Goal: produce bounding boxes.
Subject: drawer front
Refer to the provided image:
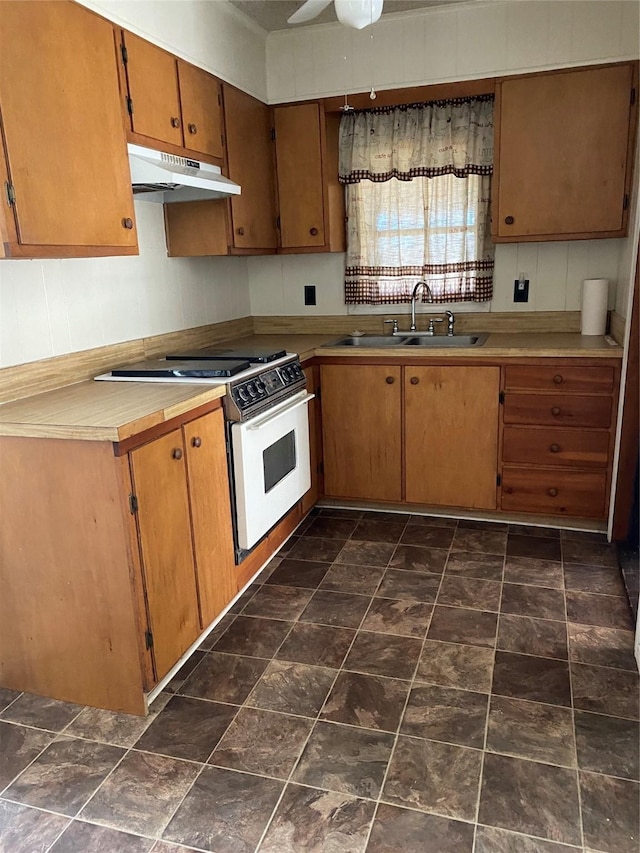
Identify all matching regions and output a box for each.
[502,427,610,468]
[501,467,607,518]
[505,365,614,393]
[503,394,612,428]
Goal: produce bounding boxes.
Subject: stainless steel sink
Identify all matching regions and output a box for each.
[325,333,488,348]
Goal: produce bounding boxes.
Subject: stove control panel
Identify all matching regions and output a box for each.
[227,358,306,421]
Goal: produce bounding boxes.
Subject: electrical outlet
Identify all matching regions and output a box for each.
[513,277,529,303]
[304,285,316,306]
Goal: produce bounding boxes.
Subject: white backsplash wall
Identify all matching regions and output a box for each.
[267,0,640,103]
[247,239,624,321]
[0,202,251,369]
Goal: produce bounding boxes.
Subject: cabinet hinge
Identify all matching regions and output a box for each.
[144,630,154,650]
[126,96,134,116]
[221,133,225,149]
[276,215,281,230]
[496,473,502,487]
[4,182,15,207]
[120,43,128,64]
[499,391,505,404]
[623,193,629,211]
[129,493,138,514]
[270,127,276,142]
[631,87,636,106]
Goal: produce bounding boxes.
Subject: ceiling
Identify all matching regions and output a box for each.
[228,0,468,32]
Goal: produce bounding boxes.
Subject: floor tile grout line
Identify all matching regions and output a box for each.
[471,550,505,853]
[565,553,587,852]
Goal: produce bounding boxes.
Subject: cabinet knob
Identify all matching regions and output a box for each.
[548,487,558,497]
[236,227,245,236]
[504,215,514,225]
[309,227,319,236]
[553,374,564,384]
[549,443,561,453]
[170,116,181,128]
[191,436,202,448]
[410,376,419,385]
[385,376,395,384]
[551,406,561,416]
[122,217,134,229]
[172,448,183,460]
[188,122,197,134]
[506,487,513,494]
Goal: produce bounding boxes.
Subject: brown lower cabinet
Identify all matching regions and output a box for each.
[318,356,620,521]
[0,402,237,714]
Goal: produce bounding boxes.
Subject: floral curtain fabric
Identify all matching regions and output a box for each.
[339,96,495,304]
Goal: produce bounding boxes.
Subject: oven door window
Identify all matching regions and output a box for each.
[263,430,296,493]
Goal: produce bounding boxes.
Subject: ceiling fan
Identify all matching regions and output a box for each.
[288,0,384,29]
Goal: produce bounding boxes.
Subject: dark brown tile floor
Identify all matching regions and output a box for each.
[1,509,639,853]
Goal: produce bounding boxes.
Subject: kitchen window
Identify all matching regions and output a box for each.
[339,96,495,305]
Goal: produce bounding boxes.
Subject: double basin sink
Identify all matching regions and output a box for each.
[327,333,489,348]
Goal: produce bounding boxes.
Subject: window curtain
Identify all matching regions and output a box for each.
[338,96,495,304]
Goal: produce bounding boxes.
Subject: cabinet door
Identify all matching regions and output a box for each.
[321,365,402,501]
[405,366,500,509]
[178,61,224,160]
[0,1,136,253]
[495,64,635,239]
[183,410,237,628]
[274,103,326,249]
[130,430,200,681]
[123,32,183,148]
[224,85,277,250]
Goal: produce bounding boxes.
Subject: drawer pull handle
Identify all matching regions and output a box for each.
[506,487,513,494]
[191,437,202,448]
[551,406,561,416]
[548,487,558,497]
[504,215,514,225]
[553,374,563,385]
[122,217,134,229]
[550,443,561,453]
[410,376,419,385]
[188,122,198,134]
[385,376,395,385]
[172,448,183,460]
[170,116,181,128]
[309,227,319,236]
[236,227,245,236]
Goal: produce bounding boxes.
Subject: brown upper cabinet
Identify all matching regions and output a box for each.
[0,1,137,258]
[164,84,277,256]
[274,102,345,253]
[120,31,224,162]
[493,63,638,241]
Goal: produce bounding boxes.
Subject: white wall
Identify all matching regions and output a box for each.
[0,203,250,368]
[0,1,266,370]
[248,0,639,319]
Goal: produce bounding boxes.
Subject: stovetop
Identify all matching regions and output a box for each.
[166,346,287,364]
[110,358,251,379]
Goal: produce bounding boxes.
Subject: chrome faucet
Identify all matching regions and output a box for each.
[410,281,433,331]
[446,310,455,336]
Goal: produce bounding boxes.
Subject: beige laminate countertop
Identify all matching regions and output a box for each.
[0,381,226,441]
[0,332,622,441]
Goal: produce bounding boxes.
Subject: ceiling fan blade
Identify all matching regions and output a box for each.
[287,0,333,25]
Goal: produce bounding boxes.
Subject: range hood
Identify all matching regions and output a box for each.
[128,143,241,203]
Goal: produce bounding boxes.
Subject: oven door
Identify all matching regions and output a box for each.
[231,390,314,551]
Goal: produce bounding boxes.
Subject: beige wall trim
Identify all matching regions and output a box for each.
[0,317,254,405]
[252,312,582,336]
[609,310,626,345]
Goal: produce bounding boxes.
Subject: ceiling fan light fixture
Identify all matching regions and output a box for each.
[335,0,383,30]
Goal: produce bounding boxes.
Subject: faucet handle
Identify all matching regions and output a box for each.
[384,318,400,334]
[427,317,443,334]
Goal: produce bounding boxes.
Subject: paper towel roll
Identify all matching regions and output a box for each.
[581,279,609,336]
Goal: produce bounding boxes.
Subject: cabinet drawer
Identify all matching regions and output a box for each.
[503,394,612,428]
[504,365,614,394]
[502,427,610,468]
[501,467,607,518]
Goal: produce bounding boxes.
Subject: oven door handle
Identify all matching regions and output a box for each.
[246,392,315,431]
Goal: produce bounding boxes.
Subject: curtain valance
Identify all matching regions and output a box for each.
[339,95,494,184]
